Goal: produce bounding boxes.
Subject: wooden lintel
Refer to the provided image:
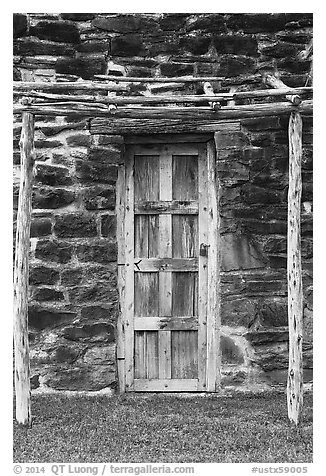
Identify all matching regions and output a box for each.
[287,111,304,425]
[94,74,225,83]
[14,112,34,426]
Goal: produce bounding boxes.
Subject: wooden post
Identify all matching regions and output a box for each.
[13,112,35,426]
[287,111,303,425]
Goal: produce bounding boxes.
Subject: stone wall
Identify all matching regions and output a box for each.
[13,13,313,392]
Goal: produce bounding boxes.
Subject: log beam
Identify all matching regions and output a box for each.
[14,99,313,120]
[13,111,35,427]
[287,111,304,426]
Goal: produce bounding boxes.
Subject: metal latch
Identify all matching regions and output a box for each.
[200,243,210,257]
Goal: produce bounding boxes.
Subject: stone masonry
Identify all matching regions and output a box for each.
[13,13,313,391]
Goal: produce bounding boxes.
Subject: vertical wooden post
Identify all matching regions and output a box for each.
[14,112,35,426]
[116,161,126,393]
[287,111,303,425]
[206,139,221,391]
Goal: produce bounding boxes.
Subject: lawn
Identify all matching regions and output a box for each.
[13,392,313,463]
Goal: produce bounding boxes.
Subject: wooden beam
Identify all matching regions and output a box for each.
[287,111,304,425]
[94,75,225,83]
[14,87,312,105]
[264,74,301,105]
[13,112,34,427]
[13,81,128,92]
[89,101,313,135]
[15,100,313,121]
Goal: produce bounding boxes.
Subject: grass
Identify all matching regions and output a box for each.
[13,392,313,463]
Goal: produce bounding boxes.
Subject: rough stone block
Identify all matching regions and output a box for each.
[89,146,122,163]
[31,287,65,302]
[81,305,118,321]
[35,164,72,187]
[69,284,117,304]
[29,21,80,43]
[92,15,141,33]
[160,62,194,77]
[83,345,115,365]
[76,40,111,53]
[61,13,96,21]
[217,56,257,77]
[186,14,227,33]
[50,344,80,363]
[28,305,76,330]
[221,335,244,364]
[221,233,266,271]
[66,133,91,147]
[83,186,116,211]
[13,37,75,57]
[221,297,256,328]
[30,218,52,237]
[227,13,286,33]
[111,34,144,57]
[13,13,28,38]
[241,184,283,205]
[255,299,288,328]
[61,268,84,286]
[62,323,115,343]
[179,36,211,55]
[56,56,107,80]
[29,265,60,286]
[54,213,98,238]
[35,239,73,264]
[242,219,287,235]
[33,187,76,209]
[101,215,117,238]
[76,160,118,185]
[213,35,258,56]
[43,366,116,391]
[159,14,188,31]
[76,241,118,264]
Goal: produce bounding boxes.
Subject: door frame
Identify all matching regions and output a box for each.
[116,132,221,393]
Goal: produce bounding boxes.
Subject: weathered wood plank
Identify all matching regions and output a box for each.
[13,80,128,92]
[130,379,199,392]
[172,272,197,316]
[134,215,149,258]
[134,155,159,201]
[134,273,159,317]
[134,316,199,331]
[206,139,221,392]
[158,331,172,378]
[13,112,34,426]
[287,111,304,426]
[148,215,159,258]
[171,331,198,379]
[134,331,145,379]
[173,154,198,200]
[158,147,173,376]
[117,162,126,393]
[146,332,159,379]
[124,147,135,390]
[135,200,198,214]
[134,258,198,272]
[172,215,198,258]
[197,143,209,391]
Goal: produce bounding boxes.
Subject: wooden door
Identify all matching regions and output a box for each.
[118,139,220,392]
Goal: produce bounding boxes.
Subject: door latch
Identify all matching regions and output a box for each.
[200,243,210,257]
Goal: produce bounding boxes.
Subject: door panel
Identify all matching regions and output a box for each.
[122,141,216,392]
